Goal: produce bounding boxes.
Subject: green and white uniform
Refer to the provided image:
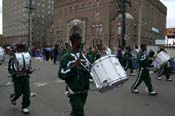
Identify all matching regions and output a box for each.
[58,51,91,116]
[131,51,154,92]
[87,48,95,63]
[8,56,31,109]
[157,50,171,80]
[123,50,133,74]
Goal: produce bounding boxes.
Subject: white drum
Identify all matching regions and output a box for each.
[0,47,5,63]
[14,52,31,72]
[155,51,170,65]
[91,55,128,92]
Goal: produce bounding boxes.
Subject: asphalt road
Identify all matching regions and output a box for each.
[0,58,175,116]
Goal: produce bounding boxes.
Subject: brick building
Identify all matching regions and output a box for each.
[52,0,167,49]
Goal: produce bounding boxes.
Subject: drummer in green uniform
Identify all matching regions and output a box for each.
[8,44,32,114]
[123,46,135,76]
[58,33,91,116]
[131,43,158,96]
[61,42,71,56]
[87,47,96,63]
[157,46,172,81]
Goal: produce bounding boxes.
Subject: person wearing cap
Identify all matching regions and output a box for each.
[58,33,91,116]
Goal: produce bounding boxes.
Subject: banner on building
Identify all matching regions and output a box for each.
[155,39,165,45]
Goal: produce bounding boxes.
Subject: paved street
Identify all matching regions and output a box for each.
[0,58,175,116]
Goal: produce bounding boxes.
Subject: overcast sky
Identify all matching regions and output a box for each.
[160,0,175,28]
[0,0,174,34]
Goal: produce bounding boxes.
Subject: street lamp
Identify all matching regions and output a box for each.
[114,0,131,49]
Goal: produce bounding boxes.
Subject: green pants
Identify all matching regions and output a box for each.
[69,93,88,116]
[12,76,30,108]
[158,63,171,80]
[131,68,153,92]
[124,59,133,74]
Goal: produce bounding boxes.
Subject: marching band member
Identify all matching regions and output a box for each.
[58,33,91,116]
[96,44,103,59]
[8,44,32,114]
[87,47,96,64]
[105,46,112,55]
[61,42,71,56]
[157,47,172,81]
[96,44,111,58]
[131,43,158,96]
[123,46,135,76]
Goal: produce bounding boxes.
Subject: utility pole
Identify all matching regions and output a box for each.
[138,0,143,48]
[25,0,35,50]
[121,1,126,49]
[114,0,131,49]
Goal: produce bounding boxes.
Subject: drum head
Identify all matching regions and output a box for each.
[13,52,31,72]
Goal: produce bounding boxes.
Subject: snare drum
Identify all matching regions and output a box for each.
[90,55,128,92]
[155,51,170,65]
[14,52,31,72]
[0,47,5,63]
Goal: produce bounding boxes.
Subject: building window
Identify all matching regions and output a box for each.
[82,3,85,8]
[89,1,92,6]
[65,8,67,13]
[70,7,72,12]
[95,10,100,16]
[59,10,62,14]
[95,24,103,35]
[96,0,100,8]
[75,5,78,10]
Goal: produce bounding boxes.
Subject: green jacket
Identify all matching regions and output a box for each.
[8,56,30,80]
[8,56,15,76]
[58,52,90,93]
[61,48,71,57]
[122,50,132,67]
[95,49,101,60]
[87,48,96,63]
[137,51,153,69]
